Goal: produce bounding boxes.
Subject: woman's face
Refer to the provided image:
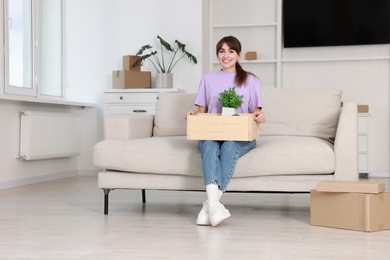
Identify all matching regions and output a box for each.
[217,43,241,72]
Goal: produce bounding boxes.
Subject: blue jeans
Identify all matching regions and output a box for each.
[198,140,256,192]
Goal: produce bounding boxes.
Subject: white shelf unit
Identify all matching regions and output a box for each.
[358,112,370,175]
[207,0,282,87]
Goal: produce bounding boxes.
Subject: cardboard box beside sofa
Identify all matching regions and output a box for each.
[311,180,390,232]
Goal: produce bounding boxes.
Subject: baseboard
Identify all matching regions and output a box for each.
[0,171,77,190]
[368,171,390,178]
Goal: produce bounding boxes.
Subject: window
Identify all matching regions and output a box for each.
[4,0,63,98]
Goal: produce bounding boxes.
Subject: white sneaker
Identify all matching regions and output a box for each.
[208,201,231,227]
[196,201,211,226]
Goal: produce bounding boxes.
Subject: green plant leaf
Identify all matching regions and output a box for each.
[157,35,174,52]
[175,40,186,51]
[185,52,198,64]
[136,45,153,56]
[175,40,197,64]
[131,51,157,67]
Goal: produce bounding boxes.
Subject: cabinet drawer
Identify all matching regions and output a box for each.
[358,154,369,173]
[104,93,158,104]
[357,116,369,134]
[105,104,156,115]
[358,135,368,153]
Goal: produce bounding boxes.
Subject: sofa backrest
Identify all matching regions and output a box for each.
[153,87,342,141]
[260,86,341,141]
[153,92,197,137]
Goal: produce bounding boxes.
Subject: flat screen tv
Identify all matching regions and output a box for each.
[283,0,390,48]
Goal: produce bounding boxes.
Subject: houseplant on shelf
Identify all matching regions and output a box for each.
[219,86,243,116]
[132,35,197,88]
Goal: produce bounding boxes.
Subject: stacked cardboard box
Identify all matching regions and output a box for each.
[187,113,259,141]
[112,55,151,89]
[311,180,390,232]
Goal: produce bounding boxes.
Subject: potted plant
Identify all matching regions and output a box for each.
[132,35,197,88]
[219,86,244,116]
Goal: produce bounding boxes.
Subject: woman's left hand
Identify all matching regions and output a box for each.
[253,109,265,125]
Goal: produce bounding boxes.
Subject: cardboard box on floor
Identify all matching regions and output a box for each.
[187,113,259,141]
[310,181,390,232]
[112,71,151,89]
[316,180,384,194]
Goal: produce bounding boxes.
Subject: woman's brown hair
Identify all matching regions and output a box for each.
[216,36,252,87]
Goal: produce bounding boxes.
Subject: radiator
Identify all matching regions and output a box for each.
[19,111,81,161]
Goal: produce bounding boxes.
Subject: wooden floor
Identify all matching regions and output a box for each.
[0,176,390,259]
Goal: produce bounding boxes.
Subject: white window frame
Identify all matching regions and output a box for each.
[2,0,64,100]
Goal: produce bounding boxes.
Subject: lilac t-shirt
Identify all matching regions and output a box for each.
[194,71,262,113]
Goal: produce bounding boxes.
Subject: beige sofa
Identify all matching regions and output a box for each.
[93,87,358,214]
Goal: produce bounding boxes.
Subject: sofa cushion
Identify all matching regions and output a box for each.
[260,87,342,142]
[94,136,201,176]
[153,92,197,137]
[93,136,335,178]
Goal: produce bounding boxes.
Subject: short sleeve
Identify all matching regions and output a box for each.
[194,76,207,108]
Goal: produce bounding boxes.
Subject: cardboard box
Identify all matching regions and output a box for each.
[187,113,259,141]
[310,190,390,232]
[123,55,141,71]
[316,180,385,194]
[245,51,257,60]
[357,104,369,113]
[112,71,151,89]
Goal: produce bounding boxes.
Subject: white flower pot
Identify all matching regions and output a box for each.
[222,107,236,116]
[156,73,173,88]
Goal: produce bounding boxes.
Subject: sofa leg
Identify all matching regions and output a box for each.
[142,189,146,204]
[103,189,111,215]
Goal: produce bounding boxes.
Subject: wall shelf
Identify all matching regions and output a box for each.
[213,23,277,28]
[282,56,390,63]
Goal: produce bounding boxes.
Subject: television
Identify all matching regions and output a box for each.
[283,0,390,48]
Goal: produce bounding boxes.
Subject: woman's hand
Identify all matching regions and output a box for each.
[185,106,206,120]
[185,111,197,120]
[253,109,265,125]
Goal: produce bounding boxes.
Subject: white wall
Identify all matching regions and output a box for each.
[64,0,203,106]
[0,100,84,188]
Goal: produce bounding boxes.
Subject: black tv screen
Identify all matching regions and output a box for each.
[283,0,390,48]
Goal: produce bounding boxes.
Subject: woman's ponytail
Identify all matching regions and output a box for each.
[235,62,247,86]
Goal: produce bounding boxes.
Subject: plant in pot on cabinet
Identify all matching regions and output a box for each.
[219,86,243,116]
[132,35,198,88]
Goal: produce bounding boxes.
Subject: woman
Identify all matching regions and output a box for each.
[188,36,265,227]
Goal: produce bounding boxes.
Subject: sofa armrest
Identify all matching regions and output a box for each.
[333,102,359,180]
[104,115,154,140]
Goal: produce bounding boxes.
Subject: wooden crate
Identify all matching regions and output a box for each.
[187,113,259,141]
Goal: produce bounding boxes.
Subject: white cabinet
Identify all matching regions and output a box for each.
[103,89,183,116]
[358,111,370,175]
[206,0,282,87]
